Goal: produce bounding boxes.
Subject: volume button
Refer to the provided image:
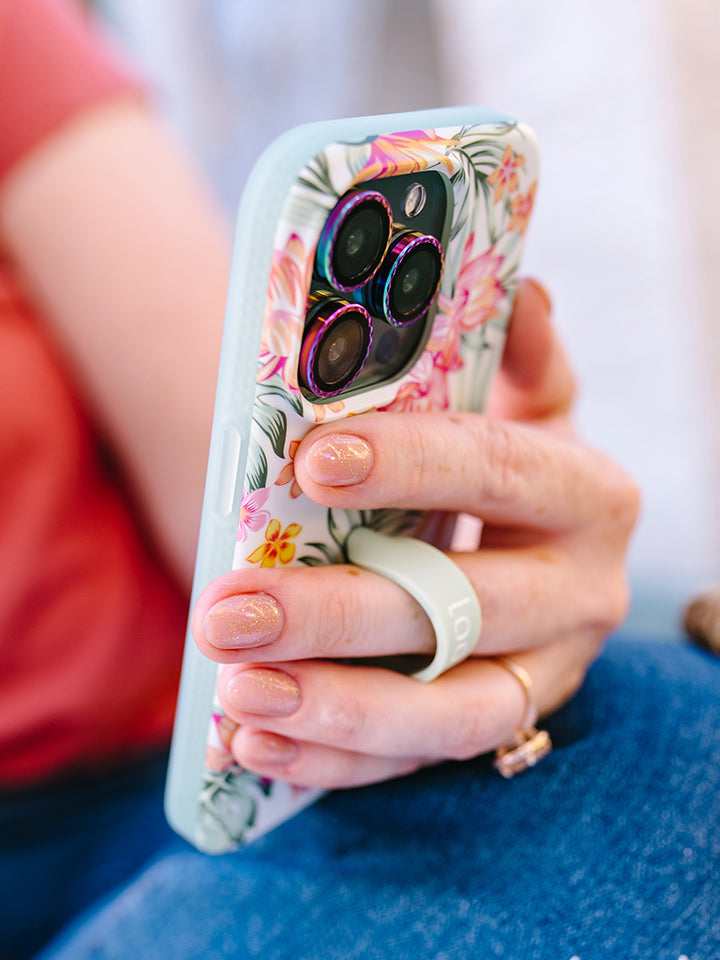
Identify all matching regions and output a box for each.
[213,421,242,519]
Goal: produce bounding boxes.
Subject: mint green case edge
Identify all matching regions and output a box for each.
[164,105,516,846]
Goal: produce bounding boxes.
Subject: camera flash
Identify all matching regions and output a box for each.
[403,183,427,218]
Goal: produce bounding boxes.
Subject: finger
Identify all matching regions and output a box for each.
[293,411,632,533]
[230,727,426,791]
[216,633,597,766]
[192,564,436,664]
[488,277,577,423]
[217,660,522,763]
[192,545,628,665]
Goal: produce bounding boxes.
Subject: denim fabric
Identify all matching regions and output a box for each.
[5,638,719,960]
[0,752,176,960]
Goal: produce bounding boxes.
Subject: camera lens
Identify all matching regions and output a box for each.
[368,232,443,327]
[299,298,372,398]
[316,190,392,291]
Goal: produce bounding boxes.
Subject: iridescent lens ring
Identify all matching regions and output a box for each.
[367,232,444,327]
[316,190,393,292]
[299,298,373,398]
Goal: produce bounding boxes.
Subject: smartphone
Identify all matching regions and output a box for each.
[165,107,539,853]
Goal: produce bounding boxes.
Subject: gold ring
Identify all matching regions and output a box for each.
[492,657,552,779]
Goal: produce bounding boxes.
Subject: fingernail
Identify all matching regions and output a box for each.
[526,277,553,313]
[204,594,283,649]
[304,434,374,486]
[243,731,299,767]
[227,669,301,716]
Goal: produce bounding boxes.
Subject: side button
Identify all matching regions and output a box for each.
[213,421,242,519]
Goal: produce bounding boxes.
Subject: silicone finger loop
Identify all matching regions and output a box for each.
[345,526,482,682]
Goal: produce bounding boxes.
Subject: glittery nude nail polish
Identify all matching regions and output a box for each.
[243,732,299,767]
[304,434,374,486]
[204,594,283,649]
[226,668,302,716]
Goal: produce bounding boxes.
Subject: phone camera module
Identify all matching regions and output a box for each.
[300,296,372,398]
[367,232,443,327]
[375,327,400,366]
[403,182,427,219]
[316,190,392,291]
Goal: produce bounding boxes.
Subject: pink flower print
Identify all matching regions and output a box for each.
[257,348,290,386]
[275,440,302,499]
[237,487,272,543]
[259,234,313,392]
[429,311,463,373]
[381,352,451,413]
[267,234,311,315]
[438,238,505,334]
[486,145,525,204]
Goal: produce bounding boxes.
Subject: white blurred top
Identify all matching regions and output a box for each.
[101,0,720,636]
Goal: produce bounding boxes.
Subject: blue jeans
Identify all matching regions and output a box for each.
[3,638,719,960]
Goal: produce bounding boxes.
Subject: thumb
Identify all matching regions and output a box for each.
[487,277,577,423]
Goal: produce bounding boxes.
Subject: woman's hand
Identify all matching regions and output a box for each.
[192,279,640,789]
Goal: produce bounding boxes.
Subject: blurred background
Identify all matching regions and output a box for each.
[96,0,720,639]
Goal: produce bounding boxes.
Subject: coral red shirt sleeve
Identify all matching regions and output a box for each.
[0,0,184,784]
[0,0,140,183]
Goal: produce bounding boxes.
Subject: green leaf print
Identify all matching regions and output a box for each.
[303,541,342,564]
[257,381,304,416]
[254,399,288,459]
[297,151,336,197]
[327,508,347,555]
[245,438,268,493]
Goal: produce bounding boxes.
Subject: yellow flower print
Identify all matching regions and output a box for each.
[486,145,525,204]
[246,518,302,567]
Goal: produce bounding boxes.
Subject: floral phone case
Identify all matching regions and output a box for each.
[165,107,539,853]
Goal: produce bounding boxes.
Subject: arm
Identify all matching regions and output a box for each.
[0,97,232,586]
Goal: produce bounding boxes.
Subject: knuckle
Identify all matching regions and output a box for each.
[538,636,605,718]
[550,649,597,715]
[312,757,359,791]
[392,416,437,498]
[297,578,355,656]
[319,690,368,749]
[392,413,487,500]
[599,463,642,539]
[315,755,422,792]
[558,366,579,414]
[608,575,633,629]
[318,592,351,654]
[571,638,603,690]
[565,661,589,699]
[585,571,632,635]
[476,418,536,506]
[443,704,497,761]
[617,475,642,536]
